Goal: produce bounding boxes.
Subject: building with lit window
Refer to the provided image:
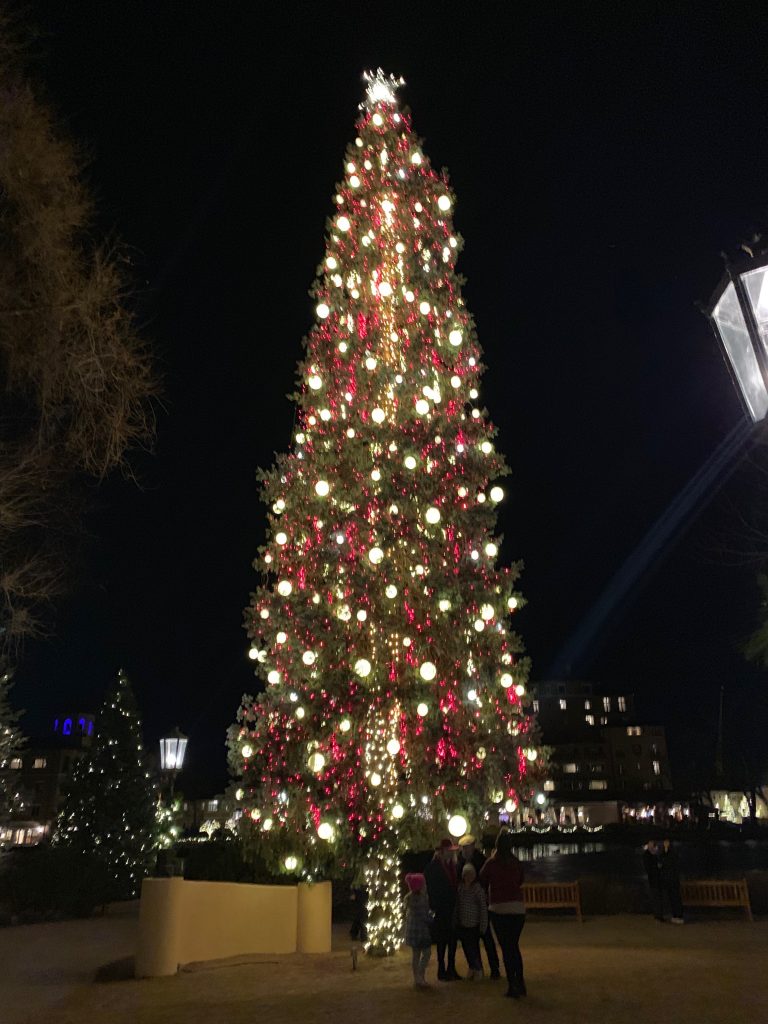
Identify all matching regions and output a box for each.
[533,681,672,826]
[0,712,94,847]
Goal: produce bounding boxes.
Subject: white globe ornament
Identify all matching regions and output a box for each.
[490,486,504,503]
[514,684,526,697]
[370,772,382,787]
[419,661,437,681]
[392,803,405,819]
[371,407,386,424]
[277,580,292,597]
[317,822,335,841]
[307,752,326,773]
[415,399,430,415]
[262,818,273,831]
[485,542,498,557]
[500,673,513,689]
[438,599,451,612]
[241,744,253,759]
[505,799,517,813]
[354,658,372,678]
[425,506,441,525]
[337,216,351,231]
[315,480,330,497]
[447,814,467,838]
[449,329,463,346]
[284,855,298,871]
[437,194,452,212]
[275,532,288,546]
[267,670,280,685]
[416,702,429,717]
[368,547,384,565]
[481,604,495,621]
[315,304,330,320]
[386,738,401,756]
[508,597,519,611]
[419,300,431,315]
[526,748,539,762]
[302,650,317,666]
[404,455,417,470]
[385,584,398,598]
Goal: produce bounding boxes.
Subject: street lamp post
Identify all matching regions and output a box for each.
[159,727,188,799]
[707,254,768,422]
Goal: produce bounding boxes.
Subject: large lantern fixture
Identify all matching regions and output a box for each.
[708,255,768,421]
[159,727,188,787]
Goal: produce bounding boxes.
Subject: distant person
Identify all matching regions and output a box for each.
[479,830,527,998]
[404,873,433,989]
[642,840,663,921]
[424,837,460,980]
[458,834,500,978]
[349,866,367,942]
[454,862,488,979]
[660,837,684,924]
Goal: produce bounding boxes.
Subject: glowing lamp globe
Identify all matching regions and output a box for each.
[317,821,334,841]
[159,729,188,772]
[447,813,468,838]
[419,661,437,681]
[707,254,768,421]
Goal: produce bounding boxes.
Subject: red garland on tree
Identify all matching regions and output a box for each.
[229,70,541,955]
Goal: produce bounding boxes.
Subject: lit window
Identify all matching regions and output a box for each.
[208,800,219,812]
[626,726,642,737]
[584,699,591,710]
[618,696,626,712]
[589,780,608,790]
[600,715,608,725]
[563,763,578,774]
[33,757,46,769]
[559,699,567,710]
[585,714,595,726]
[603,697,611,712]
[543,780,555,791]
[10,757,22,769]
[532,700,539,713]
[653,760,661,776]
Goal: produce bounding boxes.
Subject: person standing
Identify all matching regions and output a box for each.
[458,834,501,979]
[424,837,460,980]
[479,830,527,998]
[642,840,663,921]
[454,863,488,979]
[403,873,433,988]
[660,837,684,924]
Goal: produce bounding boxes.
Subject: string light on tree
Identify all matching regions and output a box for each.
[229,69,540,959]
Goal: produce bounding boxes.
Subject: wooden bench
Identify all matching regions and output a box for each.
[680,878,753,921]
[522,881,582,922]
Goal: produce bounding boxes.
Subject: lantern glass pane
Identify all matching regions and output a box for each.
[741,265,768,344]
[712,281,768,421]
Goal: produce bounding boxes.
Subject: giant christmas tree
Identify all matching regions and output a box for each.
[230,71,539,955]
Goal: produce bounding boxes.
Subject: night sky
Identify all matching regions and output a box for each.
[14,2,768,793]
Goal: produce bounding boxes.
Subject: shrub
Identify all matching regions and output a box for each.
[0,846,112,922]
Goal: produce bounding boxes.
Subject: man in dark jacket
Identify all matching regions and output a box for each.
[660,837,684,924]
[458,834,500,978]
[424,838,460,980]
[643,840,663,921]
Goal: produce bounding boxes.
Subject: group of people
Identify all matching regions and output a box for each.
[642,837,683,923]
[403,829,527,998]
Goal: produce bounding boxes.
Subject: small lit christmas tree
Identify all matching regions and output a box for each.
[230,71,539,955]
[55,669,155,899]
[0,666,24,816]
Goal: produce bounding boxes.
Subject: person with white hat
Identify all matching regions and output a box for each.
[458,834,501,979]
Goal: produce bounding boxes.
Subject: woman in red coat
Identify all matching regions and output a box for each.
[479,829,526,998]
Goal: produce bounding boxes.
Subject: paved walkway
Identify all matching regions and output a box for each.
[2,907,765,1024]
